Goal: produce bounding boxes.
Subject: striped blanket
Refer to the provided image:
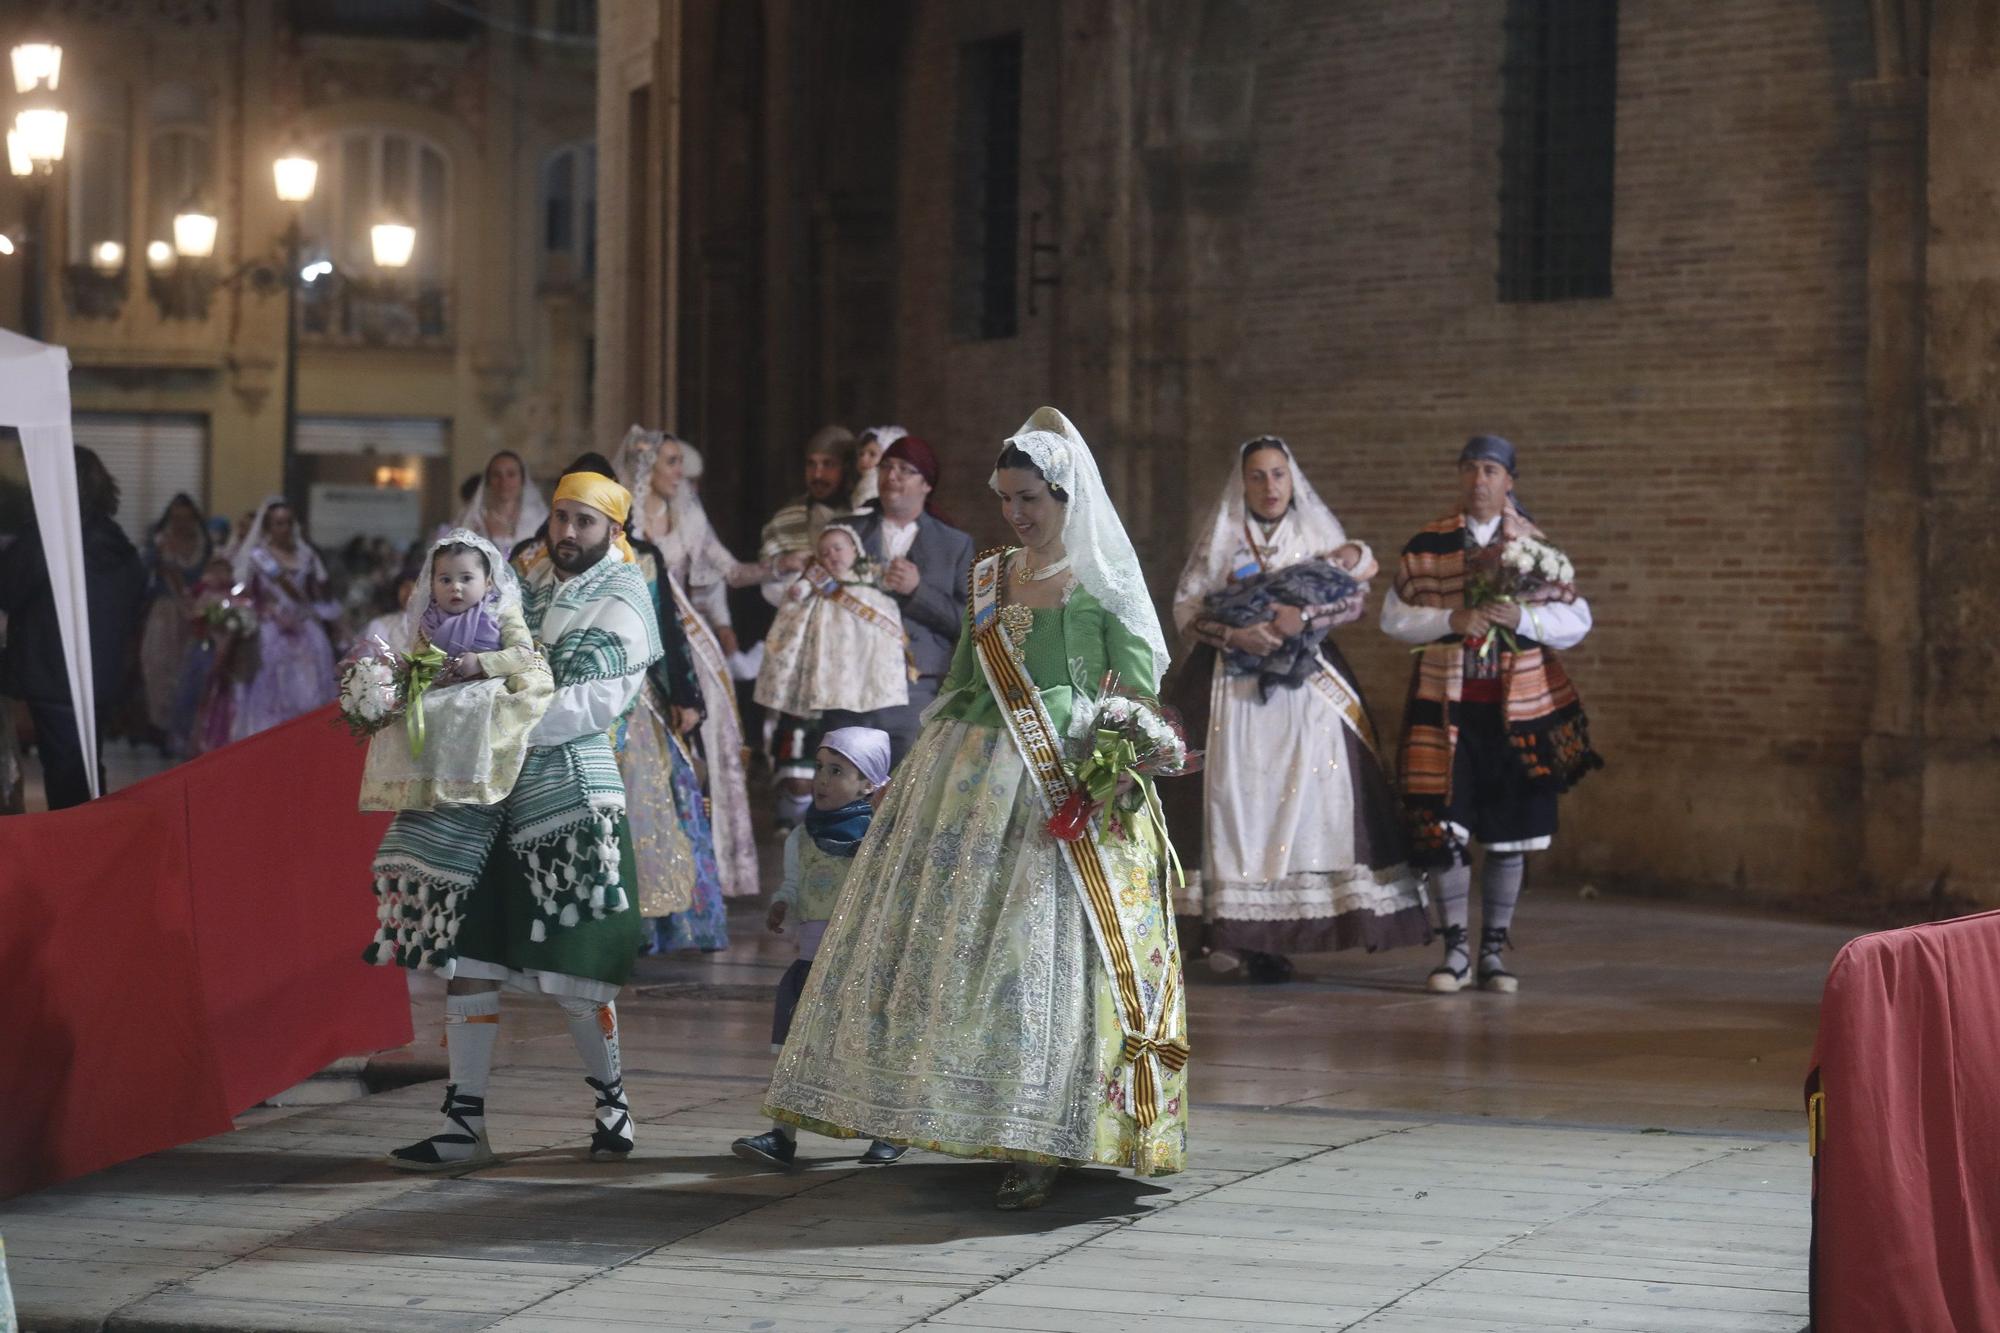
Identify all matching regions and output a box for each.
[366,550,662,969]
[1393,515,1602,863]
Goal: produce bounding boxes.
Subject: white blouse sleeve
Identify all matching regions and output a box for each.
[771,826,804,909]
[1522,596,1593,651]
[528,673,647,748]
[1379,586,1456,645]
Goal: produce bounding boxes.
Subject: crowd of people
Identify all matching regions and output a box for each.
[330,406,1597,1213]
[3,408,1599,1210]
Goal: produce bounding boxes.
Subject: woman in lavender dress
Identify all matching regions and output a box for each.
[231,497,339,741]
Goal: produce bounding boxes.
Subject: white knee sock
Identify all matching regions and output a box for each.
[1434,862,1472,931]
[554,995,622,1086]
[1481,852,1527,935]
[445,990,501,1098]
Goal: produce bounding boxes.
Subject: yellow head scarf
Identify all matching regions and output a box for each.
[551,471,635,563]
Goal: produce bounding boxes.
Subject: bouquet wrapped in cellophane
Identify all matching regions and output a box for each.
[197,592,258,644]
[1045,670,1201,885]
[335,636,447,753]
[1465,532,1578,660]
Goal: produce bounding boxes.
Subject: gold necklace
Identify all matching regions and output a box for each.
[1015,550,1072,583]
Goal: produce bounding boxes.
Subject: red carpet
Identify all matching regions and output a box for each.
[0,707,411,1197]
[1807,909,2000,1329]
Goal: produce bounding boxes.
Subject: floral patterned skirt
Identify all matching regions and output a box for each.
[763,718,1188,1177]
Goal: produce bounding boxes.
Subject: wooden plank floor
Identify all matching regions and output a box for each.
[4,892,1840,1331]
[0,1072,1808,1332]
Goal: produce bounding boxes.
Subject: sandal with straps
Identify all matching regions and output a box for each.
[1477,926,1519,993]
[587,1075,635,1161]
[388,1084,495,1172]
[1426,923,1471,994]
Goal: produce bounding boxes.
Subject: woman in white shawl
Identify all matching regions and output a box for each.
[1162,437,1428,982]
[764,408,1188,1211]
[456,450,549,556]
[615,426,769,899]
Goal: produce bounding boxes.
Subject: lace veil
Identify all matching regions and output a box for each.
[992,407,1171,684]
[1172,436,1350,631]
[454,454,549,552]
[393,528,523,654]
[233,495,330,585]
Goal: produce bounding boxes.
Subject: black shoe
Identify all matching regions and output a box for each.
[858,1139,906,1164]
[732,1129,798,1169]
[388,1084,494,1172]
[586,1076,634,1161]
[1477,926,1519,993]
[1427,923,1471,994]
[1243,951,1295,984]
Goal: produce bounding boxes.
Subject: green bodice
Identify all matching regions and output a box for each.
[930,582,1159,735]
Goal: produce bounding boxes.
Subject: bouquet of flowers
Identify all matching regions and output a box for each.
[197,592,258,644]
[336,637,409,740]
[1465,533,1578,659]
[1046,670,1201,845]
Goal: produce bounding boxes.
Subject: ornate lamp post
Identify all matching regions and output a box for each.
[165,146,413,514]
[7,38,67,339]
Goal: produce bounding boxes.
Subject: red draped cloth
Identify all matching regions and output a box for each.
[0,707,410,1197]
[1807,909,2000,1330]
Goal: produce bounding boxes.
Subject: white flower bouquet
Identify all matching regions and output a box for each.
[1466,533,1579,659]
[198,594,258,643]
[336,637,408,739]
[1046,670,1199,844]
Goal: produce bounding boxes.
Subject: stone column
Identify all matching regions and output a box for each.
[1913,2,2000,904]
[1851,3,1929,894]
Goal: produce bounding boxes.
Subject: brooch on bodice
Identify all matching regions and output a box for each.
[998,602,1035,661]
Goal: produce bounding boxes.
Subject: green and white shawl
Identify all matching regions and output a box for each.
[366,548,662,969]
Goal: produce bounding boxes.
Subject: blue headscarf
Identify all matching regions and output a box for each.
[803,798,874,858]
[1458,434,1531,520]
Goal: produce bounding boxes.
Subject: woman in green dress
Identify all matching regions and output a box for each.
[764,407,1189,1209]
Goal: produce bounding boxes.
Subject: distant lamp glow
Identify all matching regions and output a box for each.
[273,152,318,204]
[146,239,174,270]
[5,130,26,177]
[11,100,67,172]
[300,259,333,283]
[370,222,415,269]
[10,43,61,95]
[90,239,124,273]
[0,235,15,257]
[172,209,218,260]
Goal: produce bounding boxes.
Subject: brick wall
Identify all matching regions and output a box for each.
[886,0,1877,899]
[1222,1,1874,897]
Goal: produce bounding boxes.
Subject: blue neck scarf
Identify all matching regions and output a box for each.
[803,797,874,858]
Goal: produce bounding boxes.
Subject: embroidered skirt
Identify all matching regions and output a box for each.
[762,718,1188,1176]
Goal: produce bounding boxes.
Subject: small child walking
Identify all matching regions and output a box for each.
[731,727,905,1169]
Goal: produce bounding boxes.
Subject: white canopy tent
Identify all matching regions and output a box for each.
[0,327,99,799]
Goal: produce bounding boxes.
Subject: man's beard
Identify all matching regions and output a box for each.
[551,530,612,576]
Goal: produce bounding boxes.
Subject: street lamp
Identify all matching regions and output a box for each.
[171,206,218,260]
[369,220,415,270]
[10,42,60,95]
[273,151,317,205]
[10,40,67,338]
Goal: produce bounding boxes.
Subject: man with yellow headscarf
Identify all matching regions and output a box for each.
[387,457,664,1172]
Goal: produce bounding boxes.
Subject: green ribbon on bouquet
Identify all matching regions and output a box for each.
[403,646,447,757]
[1079,729,1187,894]
[1077,730,1138,809]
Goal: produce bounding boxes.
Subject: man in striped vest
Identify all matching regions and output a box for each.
[1379,435,1602,994]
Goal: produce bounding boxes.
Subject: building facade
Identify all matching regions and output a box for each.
[599,0,1988,908]
[0,0,599,548]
